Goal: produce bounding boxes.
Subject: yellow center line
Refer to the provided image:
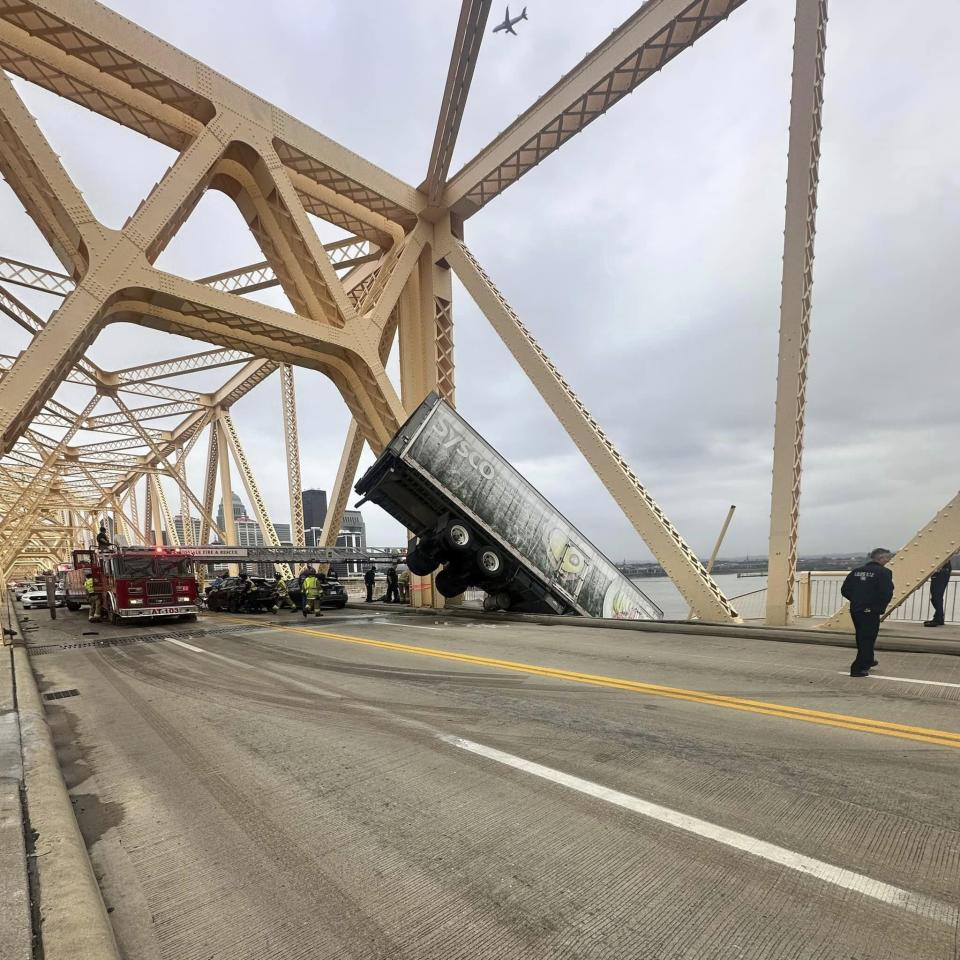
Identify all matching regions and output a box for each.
[219,616,960,749]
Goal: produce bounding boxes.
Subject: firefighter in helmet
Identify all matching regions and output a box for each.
[273,572,294,612]
[301,569,324,618]
[84,572,103,622]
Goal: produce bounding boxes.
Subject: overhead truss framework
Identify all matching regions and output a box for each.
[2,0,919,626]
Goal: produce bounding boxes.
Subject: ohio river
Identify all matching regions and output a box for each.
[632,573,766,620]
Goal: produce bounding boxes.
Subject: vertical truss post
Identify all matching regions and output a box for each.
[126,485,141,542]
[154,473,181,547]
[218,412,293,580]
[176,446,194,546]
[319,420,364,549]
[111,497,127,545]
[143,475,155,546]
[147,473,166,547]
[402,250,443,607]
[215,418,240,576]
[200,422,219,546]
[279,364,306,548]
[766,0,828,626]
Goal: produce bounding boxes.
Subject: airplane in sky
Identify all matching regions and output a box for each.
[492,5,528,36]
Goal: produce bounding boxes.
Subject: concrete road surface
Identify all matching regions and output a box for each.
[25,608,960,959]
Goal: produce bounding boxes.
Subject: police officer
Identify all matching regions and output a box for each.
[364,564,376,603]
[84,572,102,622]
[924,556,953,627]
[840,548,894,677]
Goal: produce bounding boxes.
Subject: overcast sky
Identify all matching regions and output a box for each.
[3,0,959,562]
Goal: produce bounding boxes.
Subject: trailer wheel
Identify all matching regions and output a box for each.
[435,567,472,599]
[475,547,504,579]
[406,546,440,577]
[443,521,472,553]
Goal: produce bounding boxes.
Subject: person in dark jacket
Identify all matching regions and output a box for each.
[924,556,953,627]
[364,564,376,603]
[840,548,894,677]
[385,562,400,604]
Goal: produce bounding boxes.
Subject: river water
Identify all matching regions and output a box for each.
[631,573,767,620]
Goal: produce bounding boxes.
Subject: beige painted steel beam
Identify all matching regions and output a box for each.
[448,239,739,622]
[423,0,491,207]
[279,364,306,548]
[765,0,828,626]
[445,0,750,217]
[219,412,292,580]
[215,418,239,575]
[319,421,364,550]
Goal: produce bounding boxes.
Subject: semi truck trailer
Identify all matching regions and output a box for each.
[355,393,661,620]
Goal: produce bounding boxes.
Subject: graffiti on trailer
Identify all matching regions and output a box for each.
[407,404,660,620]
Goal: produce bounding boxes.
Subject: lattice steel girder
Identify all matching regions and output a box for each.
[113,349,251,383]
[819,492,960,631]
[107,273,404,449]
[218,411,293,580]
[279,364,305,548]
[0,0,423,223]
[0,67,95,274]
[84,400,203,429]
[765,0,827,626]
[423,0,492,207]
[0,256,73,295]
[448,238,739,623]
[445,0,750,217]
[319,419,364,550]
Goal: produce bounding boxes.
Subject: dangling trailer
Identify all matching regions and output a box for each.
[355,393,662,620]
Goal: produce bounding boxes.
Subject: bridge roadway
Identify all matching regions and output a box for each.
[23,606,960,959]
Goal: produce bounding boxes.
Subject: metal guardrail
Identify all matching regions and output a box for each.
[730,571,960,623]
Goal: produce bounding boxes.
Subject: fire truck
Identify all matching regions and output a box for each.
[65,545,200,623]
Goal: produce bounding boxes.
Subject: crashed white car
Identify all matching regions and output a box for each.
[20,587,66,609]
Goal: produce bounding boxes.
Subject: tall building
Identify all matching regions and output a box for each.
[274,522,292,545]
[173,515,202,544]
[302,489,328,531]
[216,493,247,529]
[305,509,367,574]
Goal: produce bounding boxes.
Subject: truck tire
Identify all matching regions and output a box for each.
[482,591,512,612]
[179,613,198,622]
[66,601,80,612]
[406,545,440,577]
[475,546,505,579]
[442,521,472,553]
[435,567,472,599]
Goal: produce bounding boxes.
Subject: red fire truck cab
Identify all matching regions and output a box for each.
[68,546,200,623]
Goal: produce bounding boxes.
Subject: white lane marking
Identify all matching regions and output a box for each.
[163,635,956,925]
[166,637,255,670]
[381,620,447,631]
[439,734,958,927]
[836,672,960,689]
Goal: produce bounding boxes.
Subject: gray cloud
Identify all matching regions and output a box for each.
[3,0,959,564]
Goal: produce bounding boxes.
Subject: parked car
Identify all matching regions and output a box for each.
[205,576,278,613]
[20,587,65,609]
[285,576,348,610]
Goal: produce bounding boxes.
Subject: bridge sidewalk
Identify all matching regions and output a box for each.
[1,622,31,960]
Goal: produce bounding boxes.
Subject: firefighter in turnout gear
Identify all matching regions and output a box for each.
[84,573,102,622]
[274,573,294,612]
[841,548,894,677]
[301,571,324,618]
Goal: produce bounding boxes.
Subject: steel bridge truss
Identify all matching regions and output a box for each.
[0,0,946,623]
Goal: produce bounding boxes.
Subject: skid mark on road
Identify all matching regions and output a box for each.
[163,635,958,927]
[219,617,960,749]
